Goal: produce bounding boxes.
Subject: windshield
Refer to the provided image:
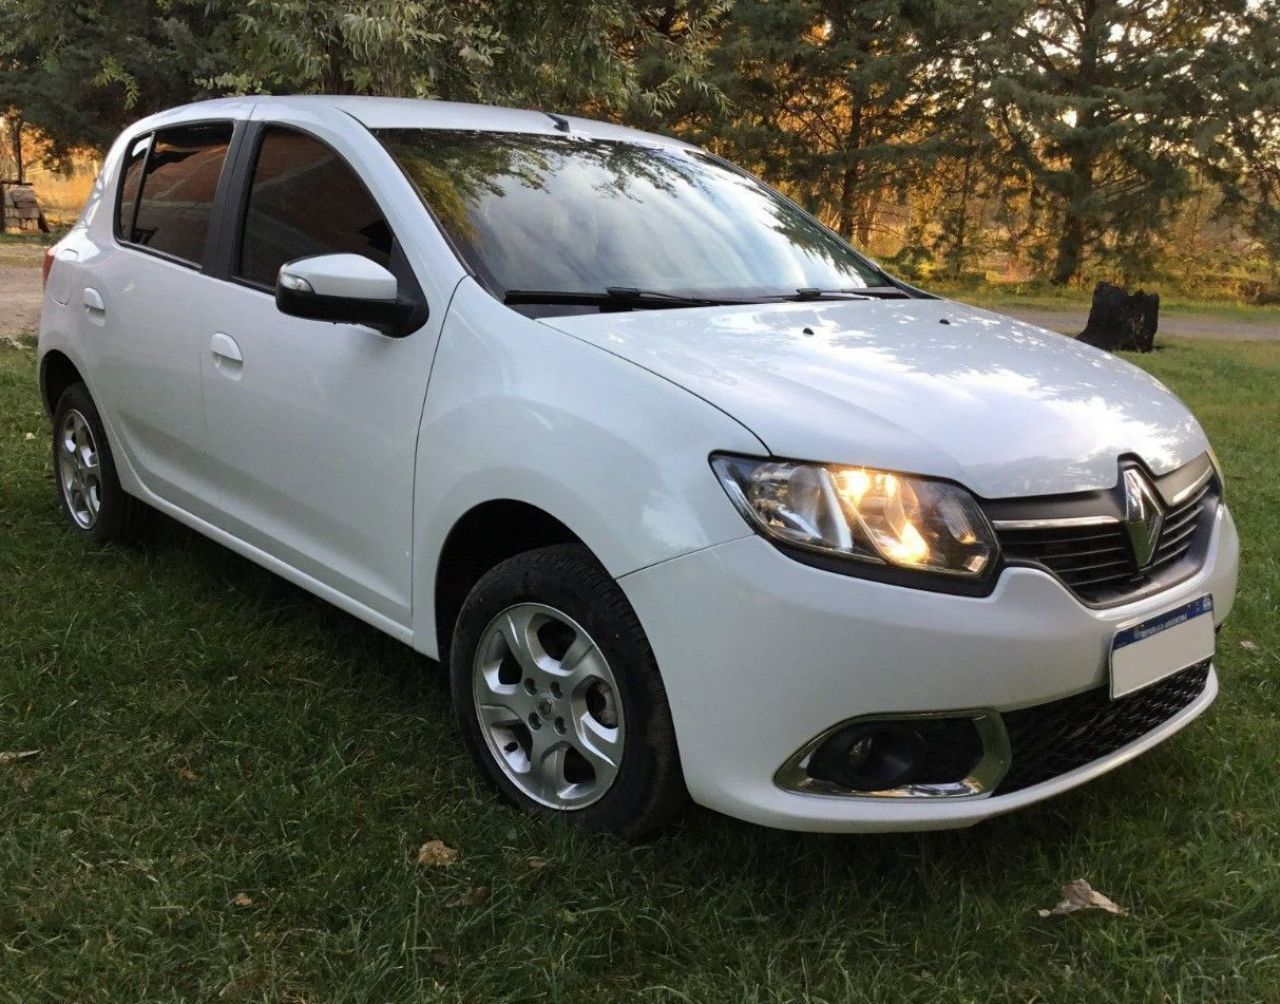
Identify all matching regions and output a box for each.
[376,129,889,314]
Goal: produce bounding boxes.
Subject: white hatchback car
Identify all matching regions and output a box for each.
[38,97,1239,836]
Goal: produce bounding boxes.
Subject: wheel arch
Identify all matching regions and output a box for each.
[433,498,588,660]
[39,349,86,416]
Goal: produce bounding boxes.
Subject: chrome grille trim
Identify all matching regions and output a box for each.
[986,458,1219,606]
[991,514,1120,530]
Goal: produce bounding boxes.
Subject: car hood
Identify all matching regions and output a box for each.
[541,298,1209,499]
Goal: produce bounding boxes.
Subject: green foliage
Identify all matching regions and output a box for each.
[206,0,728,121]
[0,0,237,160]
[985,0,1259,285]
[2,0,1278,285]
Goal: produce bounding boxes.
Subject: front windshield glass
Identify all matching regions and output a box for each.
[376,129,886,312]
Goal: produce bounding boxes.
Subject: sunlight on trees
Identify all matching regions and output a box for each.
[1,0,1276,294]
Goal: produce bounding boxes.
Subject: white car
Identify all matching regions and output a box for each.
[37,97,1239,836]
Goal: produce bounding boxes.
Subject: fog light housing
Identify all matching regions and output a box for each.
[776,712,1011,799]
[808,724,926,791]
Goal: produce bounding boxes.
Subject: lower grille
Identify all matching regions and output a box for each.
[994,661,1211,794]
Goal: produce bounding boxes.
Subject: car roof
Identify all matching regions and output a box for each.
[138,95,697,150]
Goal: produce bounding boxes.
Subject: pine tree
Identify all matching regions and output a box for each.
[693,0,1009,244]
[988,0,1253,285]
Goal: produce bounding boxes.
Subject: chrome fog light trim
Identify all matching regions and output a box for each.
[775,710,1011,799]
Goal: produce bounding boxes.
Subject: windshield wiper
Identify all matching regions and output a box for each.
[503,287,756,310]
[786,286,913,301]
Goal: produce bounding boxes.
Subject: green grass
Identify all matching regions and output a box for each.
[0,229,68,248]
[2,339,1278,1002]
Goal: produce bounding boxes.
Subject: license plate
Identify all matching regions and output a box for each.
[1110,595,1215,699]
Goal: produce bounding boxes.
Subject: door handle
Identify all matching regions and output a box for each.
[82,288,105,313]
[209,332,243,368]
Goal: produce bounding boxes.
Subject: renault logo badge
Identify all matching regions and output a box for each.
[1122,468,1164,568]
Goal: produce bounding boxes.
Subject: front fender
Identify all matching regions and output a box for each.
[411,279,763,657]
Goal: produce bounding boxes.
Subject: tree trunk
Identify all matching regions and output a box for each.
[836,103,863,239]
[1076,282,1159,352]
[855,193,876,247]
[1052,0,1100,286]
[947,150,975,275]
[1052,209,1086,285]
[10,117,24,184]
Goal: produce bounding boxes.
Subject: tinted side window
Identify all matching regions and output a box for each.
[237,127,393,288]
[114,135,150,240]
[130,122,233,265]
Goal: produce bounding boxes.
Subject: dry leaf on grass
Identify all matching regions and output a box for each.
[525,856,549,870]
[448,886,491,908]
[1241,639,1259,652]
[1037,878,1129,918]
[177,767,200,782]
[0,750,41,767]
[416,840,459,867]
[231,892,254,907]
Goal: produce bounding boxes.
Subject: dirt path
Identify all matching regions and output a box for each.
[1,247,45,345]
[4,251,1279,344]
[999,306,1280,342]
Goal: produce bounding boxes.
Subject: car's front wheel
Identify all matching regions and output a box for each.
[450,544,686,837]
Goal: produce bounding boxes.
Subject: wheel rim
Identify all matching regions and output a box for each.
[472,603,625,810]
[57,408,102,530]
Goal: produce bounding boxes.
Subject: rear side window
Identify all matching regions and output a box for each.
[128,122,234,266]
[114,135,150,239]
[237,127,393,288]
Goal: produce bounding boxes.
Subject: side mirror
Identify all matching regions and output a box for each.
[275,253,418,337]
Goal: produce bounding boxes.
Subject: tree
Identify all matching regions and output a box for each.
[988,0,1252,285]
[1199,0,1280,283]
[688,0,1011,247]
[213,0,726,121]
[0,0,236,162]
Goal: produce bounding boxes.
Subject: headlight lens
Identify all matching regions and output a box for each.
[712,455,997,578]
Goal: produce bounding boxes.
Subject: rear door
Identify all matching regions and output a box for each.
[91,120,238,518]
[198,120,442,627]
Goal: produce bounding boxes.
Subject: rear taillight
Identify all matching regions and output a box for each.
[41,247,55,290]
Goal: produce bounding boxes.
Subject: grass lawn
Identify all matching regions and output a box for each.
[1,338,1278,1002]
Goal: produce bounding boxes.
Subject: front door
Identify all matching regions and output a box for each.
[200,125,437,626]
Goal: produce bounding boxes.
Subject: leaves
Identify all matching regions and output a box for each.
[448,886,491,908]
[1037,879,1129,918]
[0,750,40,766]
[415,840,459,867]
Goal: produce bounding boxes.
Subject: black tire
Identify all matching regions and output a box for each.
[51,382,148,543]
[450,543,687,838]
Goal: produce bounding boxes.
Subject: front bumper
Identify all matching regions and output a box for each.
[619,505,1239,832]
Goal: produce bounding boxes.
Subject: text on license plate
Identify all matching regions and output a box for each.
[1110,594,1215,699]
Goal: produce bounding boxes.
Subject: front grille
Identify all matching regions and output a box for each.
[995,478,1216,604]
[994,661,1210,794]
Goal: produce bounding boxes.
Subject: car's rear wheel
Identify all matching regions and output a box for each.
[52,383,147,543]
[450,544,686,837]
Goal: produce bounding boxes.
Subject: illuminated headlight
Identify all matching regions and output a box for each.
[711,455,998,578]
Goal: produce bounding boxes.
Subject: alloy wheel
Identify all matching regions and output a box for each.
[471,602,625,810]
[58,408,102,530]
